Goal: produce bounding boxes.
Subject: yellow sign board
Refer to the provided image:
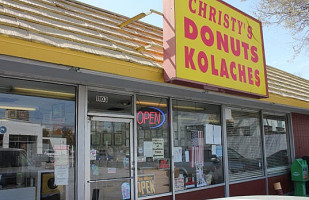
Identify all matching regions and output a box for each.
[137,175,155,197]
[164,0,268,97]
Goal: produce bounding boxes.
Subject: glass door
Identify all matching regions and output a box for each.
[87,117,133,200]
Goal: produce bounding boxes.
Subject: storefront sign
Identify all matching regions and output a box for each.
[137,107,166,129]
[137,175,155,196]
[163,0,268,98]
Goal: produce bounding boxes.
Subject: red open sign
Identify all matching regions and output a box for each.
[136,107,165,129]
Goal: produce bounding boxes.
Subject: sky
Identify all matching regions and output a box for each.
[78,0,309,80]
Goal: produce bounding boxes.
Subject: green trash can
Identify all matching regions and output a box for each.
[291,158,309,196]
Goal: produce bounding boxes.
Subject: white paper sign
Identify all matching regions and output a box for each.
[175,178,184,191]
[54,145,69,166]
[54,145,69,185]
[205,124,222,145]
[214,125,222,145]
[225,108,232,120]
[144,141,153,157]
[152,138,164,159]
[196,164,206,187]
[55,166,69,185]
[108,168,116,173]
[185,150,190,162]
[205,124,214,144]
[173,147,182,162]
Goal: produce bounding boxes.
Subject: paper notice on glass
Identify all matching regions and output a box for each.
[196,164,206,187]
[144,141,153,157]
[90,149,96,160]
[121,182,130,200]
[225,108,232,120]
[175,178,184,191]
[185,150,190,162]
[55,166,69,185]
[138,147,143,154]
[152,138,164,159]
[205,124,214,144]
[91,164,99,176]
[173,147,182,162]
[108,168,116,173]
[54,145,69,166]
[213,125,222,145]
[54,145,69,185]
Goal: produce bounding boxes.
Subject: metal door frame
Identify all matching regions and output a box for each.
[85,116,134,200]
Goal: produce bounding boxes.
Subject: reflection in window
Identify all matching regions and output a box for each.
[264,114,290,174]
[136,96,170,197]
[226,108,263,181]
[0,77,75,200]
[172,100,223,191]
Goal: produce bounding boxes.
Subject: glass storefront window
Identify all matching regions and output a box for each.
[263,113,290,174]
[172,100,223,191]
[226,108,263,181]
[136,96,170,197]
[0,77,76,200]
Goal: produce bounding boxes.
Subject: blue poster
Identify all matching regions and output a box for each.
[91,164,99,176]
[121,182,130,200]
[216,146,223,157]
[0,126,7,134]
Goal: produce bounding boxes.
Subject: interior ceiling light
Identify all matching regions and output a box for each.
[118,9,163,28]
[13,87,75,100]
[138,101,204,111]
[0,106,36,111]
[137,101,167,108]
[173,105,204,111]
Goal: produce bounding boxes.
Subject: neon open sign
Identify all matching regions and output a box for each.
[137,107,166,129]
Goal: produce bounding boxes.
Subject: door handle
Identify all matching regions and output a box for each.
[88,177,133,183]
